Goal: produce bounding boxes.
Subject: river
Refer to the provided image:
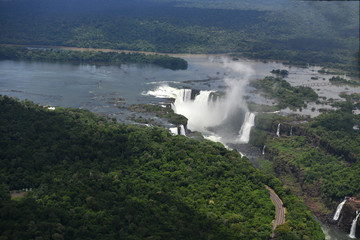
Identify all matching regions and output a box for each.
[1,56,357,119]
[0,56,359,239]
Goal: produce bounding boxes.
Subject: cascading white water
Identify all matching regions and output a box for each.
[290,126,293,136]
[145,59,254,144]
[333,199,347,221]
[180,125,186,136]
[169,125,186,136]
[169,127,178,135]
[262,145,266,155]
[237,112,255,143]
[349,211,360,238]
[182,89,192,102]
[276,123,281,137]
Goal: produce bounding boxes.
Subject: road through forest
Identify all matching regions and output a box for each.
[266,186,285,238]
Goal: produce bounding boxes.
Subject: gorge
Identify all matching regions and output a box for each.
[0,54,359,239]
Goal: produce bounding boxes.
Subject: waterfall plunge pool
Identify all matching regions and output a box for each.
[1,55,359,239]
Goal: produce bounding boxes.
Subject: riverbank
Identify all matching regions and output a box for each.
[2,44,227,59]
[0,45,188,70]
[4,43,358,80]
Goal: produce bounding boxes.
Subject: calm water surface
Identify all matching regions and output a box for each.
[1,56,358,120]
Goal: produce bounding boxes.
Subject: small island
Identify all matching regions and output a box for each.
[0,45,188,70]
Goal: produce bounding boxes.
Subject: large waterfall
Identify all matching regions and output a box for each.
[145,60,254,144]
[333,199,347,221]
[349,211,360,238]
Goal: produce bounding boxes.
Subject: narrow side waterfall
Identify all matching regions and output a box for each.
[237,112,255,143]
[262,145,266,155]
[180,125,186,136]
[290,126,293,136]
[276,123,281,137]
[169,127,178,135]
[169,125,186,136]
[182,89,192,102]
[349,211,360,238]
[333,199,347,221]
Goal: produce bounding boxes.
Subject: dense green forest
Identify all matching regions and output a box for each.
[250,76,318,110]
[0,96,324,239]
[250,97,360,216]
[0,0,358,238]
[0,0,358,75]
[0,46,188,70]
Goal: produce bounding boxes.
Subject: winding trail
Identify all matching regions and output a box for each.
[266,186,285,238]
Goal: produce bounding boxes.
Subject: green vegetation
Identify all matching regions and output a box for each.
[329,76,360,86]
[271,69,289,77]
[0,46,188,70]
[249,113,284,148]
[0,96,324,239]
[252,100,360,216]
[251,76,318,110]
[247,102,280,113]
[129,104,188,126]
[0,0,358,75]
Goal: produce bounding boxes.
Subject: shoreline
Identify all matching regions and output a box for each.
[2,43,227,59]
[3,43,357,80]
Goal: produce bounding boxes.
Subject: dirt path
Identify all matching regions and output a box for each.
[266,186,285,238]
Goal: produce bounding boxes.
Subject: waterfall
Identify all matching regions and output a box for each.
[169,125,186,136]
[182,89,192,102]
[169,127,178,135]
[144,60,254,144]
[276,123,281,137]
[145,85,246,136]
[237,112,255,143]
[262,145,266,155]
[290,126,293,136]
[180,125,186,136]
[349,211,360,238]
[333,199,347,221]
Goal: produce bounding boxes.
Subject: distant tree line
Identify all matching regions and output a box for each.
[0,0,358,76]
[0,46,188,70]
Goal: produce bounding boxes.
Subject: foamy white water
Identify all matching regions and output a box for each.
[276,123,281,137]
[238,112,255,143]
[144,60,255,144]
[333,199,347,221]
[349,211,360,238]
[169,127,178,135]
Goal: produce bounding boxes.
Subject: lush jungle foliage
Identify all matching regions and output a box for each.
[0,0,358,76]
[0,46,188,70]
[129,104,188,126]
[0,96,324,239]
[255,100,360,212]
[328,76,360,86]
[251,76,318,110]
